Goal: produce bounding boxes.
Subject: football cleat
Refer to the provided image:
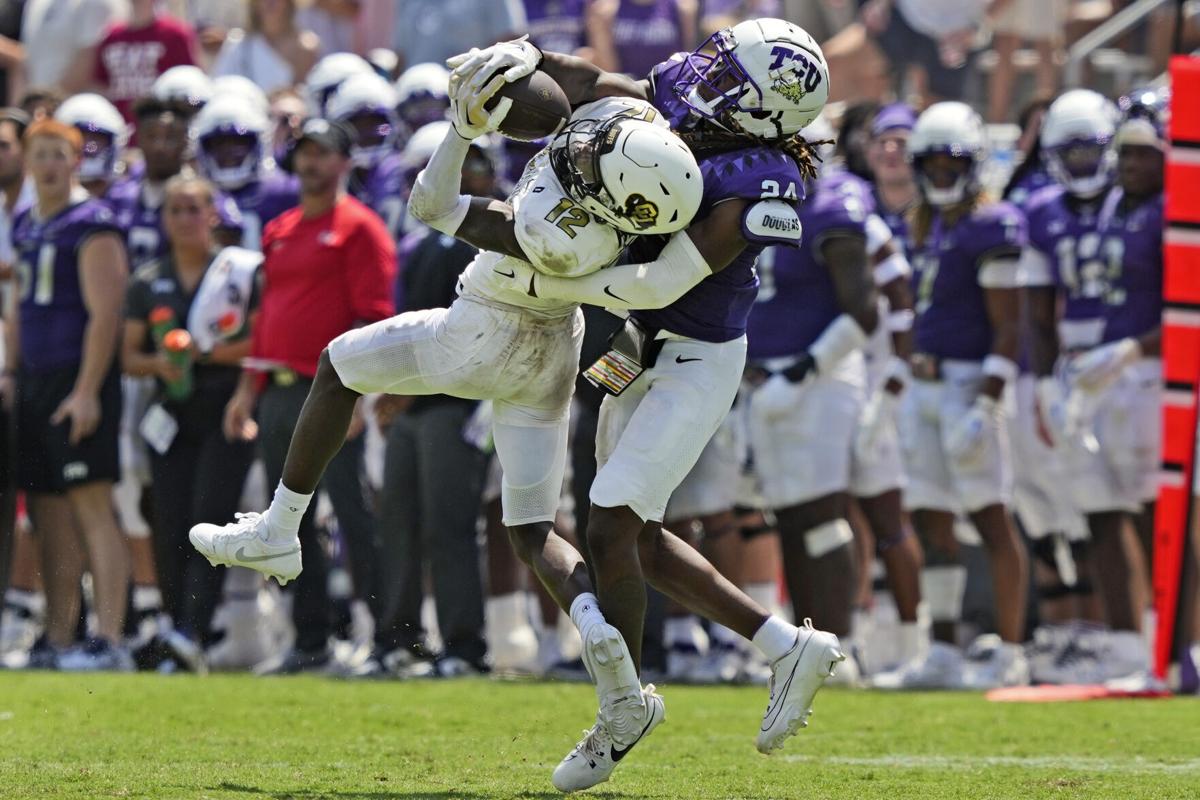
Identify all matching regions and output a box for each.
[580,623,646,745]
[688,640,744,685]
[57,637,135,672]
[756,619,844,754]
[189,512,302,585]
[960,635,1030,690]
[871,641,965,690]
[552,685,665,793]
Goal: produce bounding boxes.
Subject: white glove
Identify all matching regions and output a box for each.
[1069,337,1141,393]
[449,70,512,139]
[447,36,541,97]
[855,388,899,463]
[945,395,1000,464]
[1034,376,1068,448]
[753,373,807,422]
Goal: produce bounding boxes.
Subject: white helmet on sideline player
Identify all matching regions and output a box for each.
[550,116,702,235]
[909,102,988,207]
[152,65,213,113]
[1040,89,1119,199]
[327,73,401,169]
[55,93,128,182]
[212,75,271,117]
[306,52,375,115]
[394,62,451,135]
[675,17,829,139]
[193,95,270,190]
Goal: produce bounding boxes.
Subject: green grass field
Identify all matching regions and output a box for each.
[0,673,1197,800]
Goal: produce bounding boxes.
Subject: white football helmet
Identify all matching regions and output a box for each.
[55,93,128,182]
[908,102,988,207]
[676,18,829,139]
[328,73,401,169]
[306,52,375,115]
[394,62,451,134]
[1040,89,1119,199]
[193,95,270,190]
[212,76,271,117]
[152,65,213,112]
[550,117,702,235]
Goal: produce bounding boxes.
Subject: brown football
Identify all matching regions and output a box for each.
[484,70,572,142]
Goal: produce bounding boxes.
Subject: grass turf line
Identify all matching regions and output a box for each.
[0,673,1197,799]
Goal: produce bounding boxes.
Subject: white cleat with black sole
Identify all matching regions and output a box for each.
[756,618,845,755]
[189,512,302,586]
[552,684,665,793]
[580,623,646,744]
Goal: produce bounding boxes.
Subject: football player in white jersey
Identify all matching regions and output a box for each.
[190,86,704,773]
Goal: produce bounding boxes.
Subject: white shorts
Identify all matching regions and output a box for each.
[748,354,866,510]
[329,293,584,525]
[1009,375,1087,540]
[664,403,746,522]
[592,334,747,523]
[851,391,907,499]
[900,360,1014,515]
[1066,359,1162,515]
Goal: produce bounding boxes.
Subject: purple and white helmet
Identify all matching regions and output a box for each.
[193,94,269,190]
[674,17,829,139]
[305,52,375,116]
[909,102,988,207]
[151,65,213,113]
[394,62,450,136]
[55,93,128,182]
[327,73,401,169]
[1040,89,1119,199]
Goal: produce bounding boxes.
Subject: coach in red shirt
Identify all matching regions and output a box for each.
[225,117,395,672]
[93,0,200,123]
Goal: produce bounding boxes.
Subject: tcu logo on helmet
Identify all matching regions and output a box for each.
[767,45,822,103]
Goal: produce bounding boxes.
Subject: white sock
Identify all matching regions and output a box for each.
[752,615,797,663]
[898,621,926,664]
[569,592,605,638]
[132,585,163,612]
[4,588,44,614]
[265,482,312,542]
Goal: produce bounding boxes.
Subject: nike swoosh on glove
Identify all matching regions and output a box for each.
[1069,337,1141,392]
[945,395,999,464]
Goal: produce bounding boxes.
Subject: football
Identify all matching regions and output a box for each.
[484,69,572,141]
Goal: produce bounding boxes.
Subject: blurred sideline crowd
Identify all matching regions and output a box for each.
[0,0,1195,692]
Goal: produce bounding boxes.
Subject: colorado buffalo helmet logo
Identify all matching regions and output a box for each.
[623,193,659,229]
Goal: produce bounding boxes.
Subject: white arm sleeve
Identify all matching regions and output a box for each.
[809,313,871,373]
[978,256,1025,289]
[865,214,894,256]
[408,129,473,235]
[534,232,710,310]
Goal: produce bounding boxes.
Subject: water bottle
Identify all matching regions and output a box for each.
[162,328,194,402]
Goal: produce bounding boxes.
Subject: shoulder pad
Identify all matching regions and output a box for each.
[742,200,802,246]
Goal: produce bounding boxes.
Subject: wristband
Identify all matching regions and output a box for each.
[886,308,914,332]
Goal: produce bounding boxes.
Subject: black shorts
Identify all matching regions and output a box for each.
[16,364,121,494]
[874,6,975,100]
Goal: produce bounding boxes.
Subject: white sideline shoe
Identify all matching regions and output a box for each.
[961,635,1030,690]
[871,641,965,690]
[552,685,665,793]
[580,623,645,745]
[189,512,302,586]
[756,619,845,754]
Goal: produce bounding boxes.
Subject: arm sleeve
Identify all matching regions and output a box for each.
[534,231,709,310]
[344,216,397,324]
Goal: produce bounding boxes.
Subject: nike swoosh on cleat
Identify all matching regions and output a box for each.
[675,355,702,364]
[761,633,811,732]
[234,545,300,563]
[610,708,657,762]
[494,268,516,278]
[603,285,627,302]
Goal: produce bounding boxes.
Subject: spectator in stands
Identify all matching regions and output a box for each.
[0,1,26,107]
[222,118,394,673]
[367,136,497,678]
[391,0,524,71]
[268,87,306,164]
[297,0,359,58]
[211,0,320,95]
[0,107,31,266]
[21,0,128,93]
[120,175,258,660]
[987,0,1064,123]
[586,0,697,80]
[18,86,62,121]
[92,0,200,124]
[8,119,130,669]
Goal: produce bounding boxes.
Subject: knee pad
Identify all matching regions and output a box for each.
[919,565,967,623]
[804,518,854,559]
[493,420,568,527]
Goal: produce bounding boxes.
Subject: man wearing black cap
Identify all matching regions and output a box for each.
[221,118,396,673]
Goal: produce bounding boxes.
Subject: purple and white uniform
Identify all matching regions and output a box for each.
[349,152,405,240]
[107,178,244,269]
[902,201,1027,515]
[1005,162,1055,211]
[227,171,299,251]
[1096,187,1163,345]
[523,0,587,55]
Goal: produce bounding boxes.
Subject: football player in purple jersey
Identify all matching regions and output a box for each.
[193,93,300,251]
[6,120,131,670]
[1058,95,1165,685]
[328,72,407,240]
[451,18,846,783]
[1013,89,1118,681]
[893,102,1031,690]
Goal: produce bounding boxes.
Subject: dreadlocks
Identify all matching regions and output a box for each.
[676,112,828,182]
